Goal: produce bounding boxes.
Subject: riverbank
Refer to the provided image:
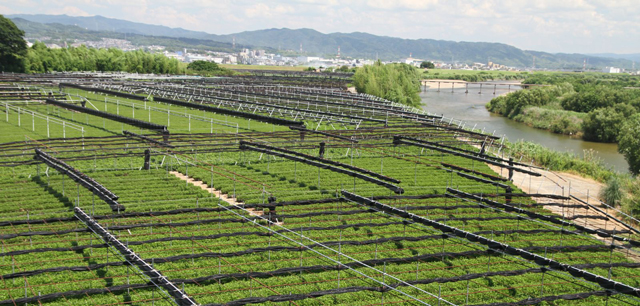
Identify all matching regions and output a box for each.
[420,83,629,173]
[493,106,587,136]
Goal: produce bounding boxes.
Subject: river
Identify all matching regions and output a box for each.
[420,81,629,173]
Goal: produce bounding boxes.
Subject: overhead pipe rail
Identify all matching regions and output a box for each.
[75,83,306,127]
[240,141,400,184]
[94,82,368,128]
[74,207,199,306]
[61,82,146,101]
[447,188,640,247]
[341,190,640,299]
[288,125,358,143]
[150,84,390,118]
[34,149,124,211]
[137,85,387,126]
[214,84,394,106]
[123,130,175,148]
[162,82,441,123]
[239,142,404,194]
[570,196,640,235]
[403,136,543,169]
[129,85,367,128]
[45,99,167,132]
[421,120,500,140]
[393,136,541,177]
[176,84,441,121]
[152,95,306,127]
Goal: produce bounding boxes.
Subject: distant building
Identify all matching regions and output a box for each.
[184,54,209,63]
[297,56,320,64]
[602,67,621,73]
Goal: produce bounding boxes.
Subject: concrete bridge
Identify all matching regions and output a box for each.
[421,80,549,94]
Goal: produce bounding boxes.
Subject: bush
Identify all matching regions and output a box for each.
[486,83,574,118]
[600,176,623,206]
[420,61,435,69]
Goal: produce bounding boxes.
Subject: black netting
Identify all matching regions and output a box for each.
[395,136,540,176]
[2,246,630,305]
[3,207,610,241]
[34,148,123,211]
[343,191,640,297]
[241,141,399,183]
[2,236,612,280]
[240,143,404,193]
[448,188,640,247]
[74,207,197,306]
[0,283,153,306]
[45,99,166,131]
[475,290,610,306]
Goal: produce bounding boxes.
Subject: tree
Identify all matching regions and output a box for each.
[582,107,625,142]
[0,15,27,72]
[618,113,640,175]
[188,60,220,72]
[336,65,352,72]
[420,61,435,69]
[353,62,422,107]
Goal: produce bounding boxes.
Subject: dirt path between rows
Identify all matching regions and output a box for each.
[487,164,630,232]
[169,171,267,218]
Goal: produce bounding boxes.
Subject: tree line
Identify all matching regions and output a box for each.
[0,15,183,74]
[24,42,183,74]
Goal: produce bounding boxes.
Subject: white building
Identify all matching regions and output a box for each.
[297,56,320,64]
[184,54,209,63]
[603,67,621,73]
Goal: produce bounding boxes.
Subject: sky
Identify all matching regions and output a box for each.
[2,0,639,54]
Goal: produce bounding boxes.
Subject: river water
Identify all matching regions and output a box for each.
[420,81,629,173]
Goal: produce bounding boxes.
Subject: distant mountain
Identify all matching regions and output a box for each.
[588,53,640,64]
[9,14,217,40]
[216,28,633,69]
[11,17,240,53]
[8,14,635,69]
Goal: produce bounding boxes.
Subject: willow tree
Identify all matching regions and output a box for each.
[353,61,422,107]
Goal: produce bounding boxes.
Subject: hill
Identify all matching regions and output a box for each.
[11,17,240,53]
[8,14,634,69]
[589,53,640,63]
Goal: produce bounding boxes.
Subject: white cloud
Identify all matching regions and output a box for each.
[0,5,17,14]
[46,5,91,16]
[366,0,438,10]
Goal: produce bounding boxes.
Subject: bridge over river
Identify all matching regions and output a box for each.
[421,80,548,94]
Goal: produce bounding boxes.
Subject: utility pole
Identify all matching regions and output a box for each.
[533,56,536,69]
